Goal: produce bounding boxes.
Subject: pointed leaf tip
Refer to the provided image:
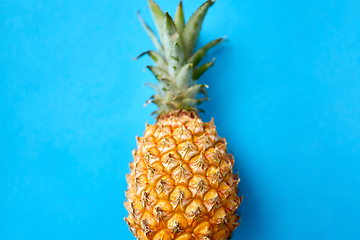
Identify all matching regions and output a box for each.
[192,58,215,80]
[163,12,181,62]
[147,0,165,45]
[187,36,224,66]
[174,1,185,33]
[145,82,161,95]
[181,0,213,57]
[136,51,168,70]
[146,66,171,80]
[137,11,164,56]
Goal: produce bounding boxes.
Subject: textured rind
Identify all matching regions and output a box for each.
[125,111,243,240]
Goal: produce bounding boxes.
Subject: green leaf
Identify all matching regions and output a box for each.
[135,51,168,70]
[187,36,225,66]
[183,84,209,99]
[152,98,164,106]
[146,66,171,80]
[144,82,161,95]
[151,109,163,116]
[175,63,193,91]
[178,95,209,109]
[147,0,165,45]
[181,0,214,57]
[174,1,185,33]
[152,97,168,112]
[137,11,164,56]
[195,97,208,105]
[163,12,182,62]
[168,42,186,79]
[178,98,196,109]
[192,58,215,80]
[146,66,181,95]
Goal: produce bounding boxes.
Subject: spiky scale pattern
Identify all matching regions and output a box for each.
[125,111,243,240]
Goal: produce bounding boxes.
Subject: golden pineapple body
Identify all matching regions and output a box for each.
[125,1,243,238]
[125,111,242,240]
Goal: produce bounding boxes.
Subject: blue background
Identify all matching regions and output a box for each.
[1,0,359,239]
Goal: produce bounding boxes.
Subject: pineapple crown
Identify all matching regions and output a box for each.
[136,0,224,116]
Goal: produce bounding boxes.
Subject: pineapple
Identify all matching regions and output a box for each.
[124,1,243,239]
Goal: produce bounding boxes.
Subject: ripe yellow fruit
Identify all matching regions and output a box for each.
[125,111,243,240]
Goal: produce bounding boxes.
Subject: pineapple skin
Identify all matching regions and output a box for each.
[125,111,243,240]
